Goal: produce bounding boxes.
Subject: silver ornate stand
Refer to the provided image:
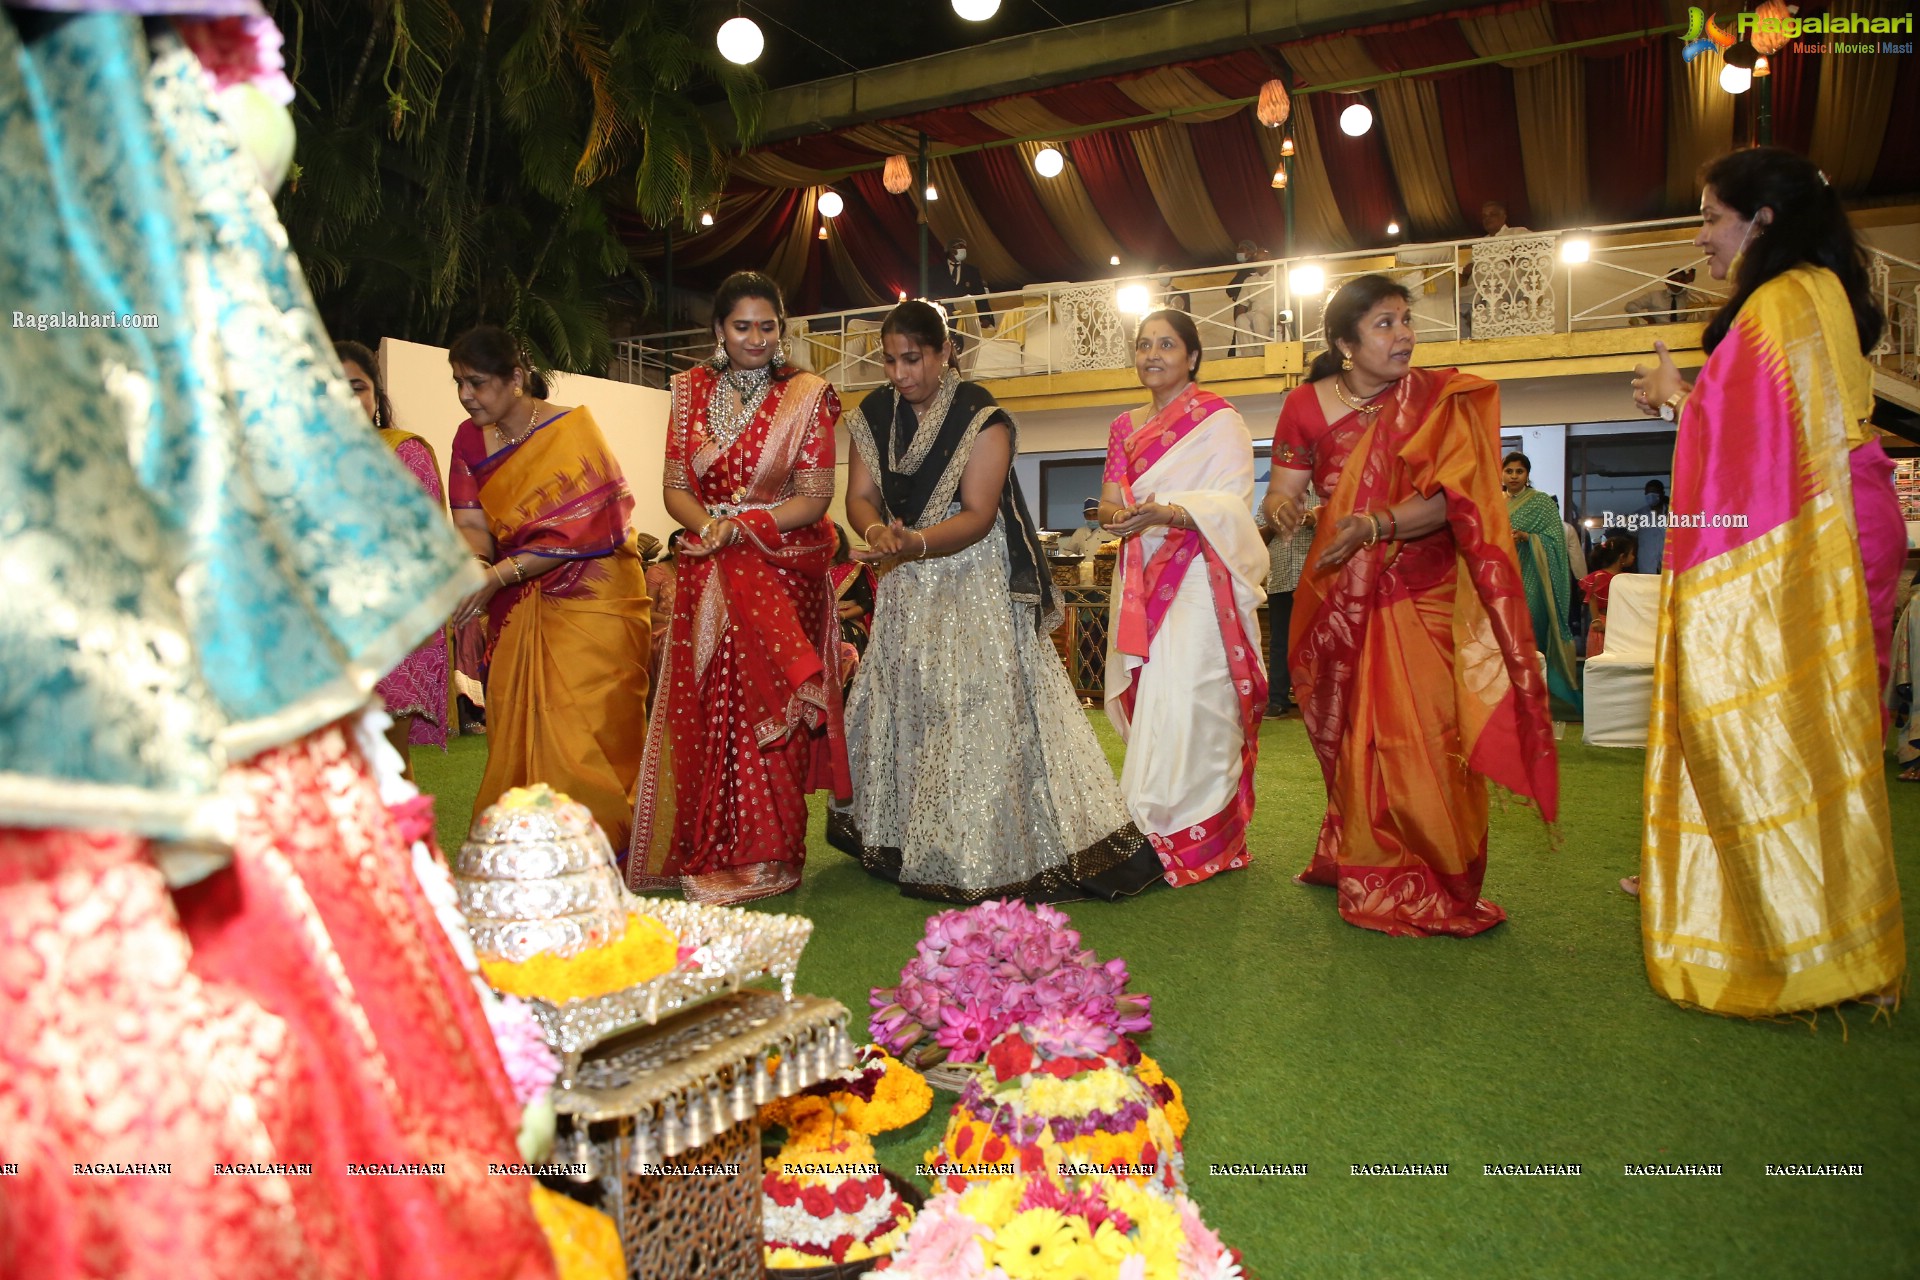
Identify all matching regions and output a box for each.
[549,990,853,1280]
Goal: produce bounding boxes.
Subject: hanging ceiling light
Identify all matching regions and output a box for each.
[699,210,714,227]
[1270,167,1288,190]
[1559,236,1592,264]
[952,0,1000,19]
[882,155,912,195]
[1280,136,1295,158]
[1387,220,1400,236]
[1719,63,1752,94]
[1750,0,1794,54]
[1754,55,1771,77]
[1256,79,1291,128]
[716,16,763,64]
[1339,102,1373,137]
[924,183,939,201]
[1109,255,1121,266]
[816,224,828,240]
[1033,146,1065,178]
[818,190,845,218]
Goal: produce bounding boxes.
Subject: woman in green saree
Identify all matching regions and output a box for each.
[1502,452,1582,716]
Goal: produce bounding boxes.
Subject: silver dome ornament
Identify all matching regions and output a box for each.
[455,785,630,963]
[751,1056,775,1106]
[728,1071,754,1124]
[658,1098,684,1156]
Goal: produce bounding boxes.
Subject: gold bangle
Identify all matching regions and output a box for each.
[916,530,930,560]
[1364,514,1381,547]
[864,522,888,543]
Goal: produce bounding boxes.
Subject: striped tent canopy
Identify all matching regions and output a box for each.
[620,0,1920,315]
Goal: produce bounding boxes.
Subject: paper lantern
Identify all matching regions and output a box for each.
[818,190,844,218]
[1033,146,1065,178]
[1719,63,1751,94]
[1270,167,1287,190]
[1339,103,1373,137]
[1280,136,1295,158]
[882,155,912,195]
[1751,0,1793,54]
[1256,79,1291,129]
[953,0,1000,19]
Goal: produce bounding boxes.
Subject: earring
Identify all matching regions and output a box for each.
[772,341,787,366]
[712,340,729,369]
[1341,355,1353,372]
[373,406,384,429]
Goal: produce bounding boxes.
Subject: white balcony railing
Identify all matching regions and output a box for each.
[612,217,1916,395]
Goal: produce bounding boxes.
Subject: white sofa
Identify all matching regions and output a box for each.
[1581,573,1661,748]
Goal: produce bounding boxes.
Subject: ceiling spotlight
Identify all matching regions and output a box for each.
[1110,255,1121,266]
[1339,102,1373,137]
[1719,63,1752,94]
[816,224,828,240]
[1115,283,1152,315]
[1270,167,1287,190]
[924,184,939,201]
[953,0,1001,19]
[699,210,714,227]
[716,16,763,65]
[1288,264,1325,296]
[1559,236,1592,264]
[1033,146,1065,178]
[1386,220,1400,236]
[818,190,844,218]
[1280,136,1295,158]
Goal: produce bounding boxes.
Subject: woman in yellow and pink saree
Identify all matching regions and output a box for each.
[1629,147,1905,1017]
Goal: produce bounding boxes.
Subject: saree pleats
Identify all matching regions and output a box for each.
[478,568,651,852]
[1640,266,1905,1016]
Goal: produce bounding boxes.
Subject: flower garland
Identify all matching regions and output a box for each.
[480,912,683,1002]
[882,1172,1243,1280]
[760,1044,933,1143]
[870,900,1151,1066]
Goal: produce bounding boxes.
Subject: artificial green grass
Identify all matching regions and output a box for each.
[415,717,1920,1279]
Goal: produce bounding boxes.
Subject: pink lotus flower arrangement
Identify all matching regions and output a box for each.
[869,900,1151,1067]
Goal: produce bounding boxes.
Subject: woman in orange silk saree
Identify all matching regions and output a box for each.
[449,405,651,850]
[1268,277,1557,937]
[627,343,849,906]
[1630,149,1905,1016]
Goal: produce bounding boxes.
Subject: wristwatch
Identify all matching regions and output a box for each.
[1657,390,1687,422]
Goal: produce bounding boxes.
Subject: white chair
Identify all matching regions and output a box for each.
[1582,573,1661,748]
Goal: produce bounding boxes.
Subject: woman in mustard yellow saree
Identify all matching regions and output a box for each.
[447,327,651,850]
[1629,148,1905,1016]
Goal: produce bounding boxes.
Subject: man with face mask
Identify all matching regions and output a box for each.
[1225,240,1274,355]
[941,237,996,334]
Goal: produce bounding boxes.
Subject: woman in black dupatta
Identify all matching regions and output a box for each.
[829,301,1159,902]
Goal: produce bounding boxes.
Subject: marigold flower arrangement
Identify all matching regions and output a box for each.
[529,1184,625,1280]
[760,1046,933,1270]
[479,911,685,1002]
[874,1171,1243,1280]
[869,900,1151,1067]
[925,1018,1186,1199]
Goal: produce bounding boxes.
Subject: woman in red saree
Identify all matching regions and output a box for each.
[1099,310,1269,887]
[446,327,652,851]
[628,273,848,905]
[1626,149,1904,1015]
[1263,276,1558,937]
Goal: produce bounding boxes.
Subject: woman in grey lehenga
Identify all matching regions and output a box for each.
[828,301,1160,903]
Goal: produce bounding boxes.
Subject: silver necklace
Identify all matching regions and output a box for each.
[705,366,773,450]
[889,369,960,476]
